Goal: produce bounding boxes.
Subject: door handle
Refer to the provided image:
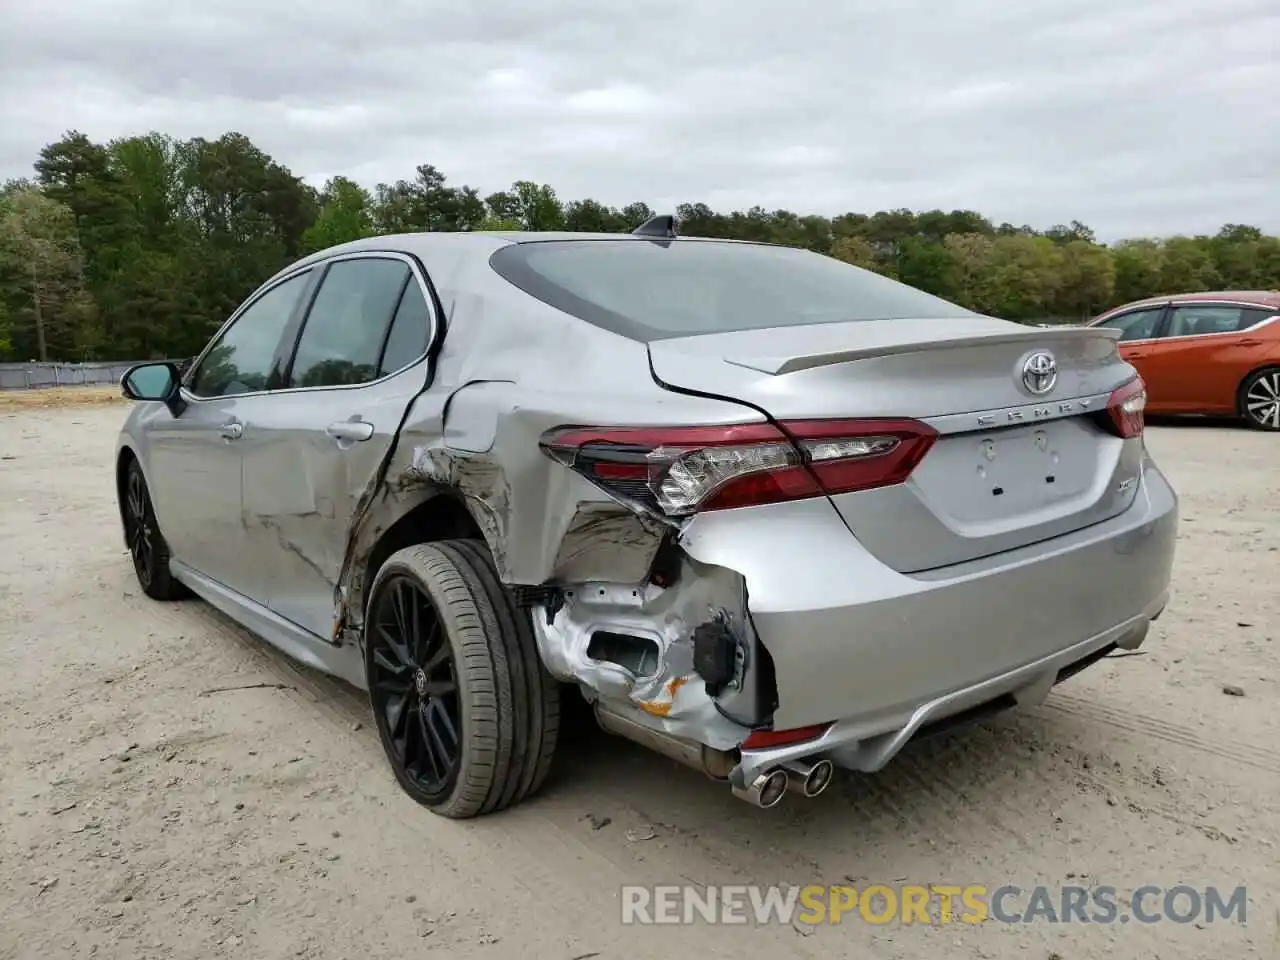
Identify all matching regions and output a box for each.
[325,420,374,443]
[220,421,243,440]
[1126,351,1148,359]
[1237,338,1262,347]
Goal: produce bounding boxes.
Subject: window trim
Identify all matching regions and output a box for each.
[180,250,441,404]
[181,267,319,401]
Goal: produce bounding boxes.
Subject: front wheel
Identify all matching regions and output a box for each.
[364,540,560,819]
[122,459,188,601]
[1240,367,1280,431]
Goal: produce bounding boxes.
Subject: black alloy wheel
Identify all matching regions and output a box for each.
[125,466,155,589]
[122,460,186,601]
[368,575,462,803]
[364,541,560,819]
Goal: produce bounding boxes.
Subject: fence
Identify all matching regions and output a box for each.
[0,361,149,391]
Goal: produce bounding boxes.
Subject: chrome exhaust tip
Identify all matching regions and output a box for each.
[731,767,789,808]
[783,758,836,798]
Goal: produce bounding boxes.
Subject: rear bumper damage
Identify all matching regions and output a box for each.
[532,452,1178,805]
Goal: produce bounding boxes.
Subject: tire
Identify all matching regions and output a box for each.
[1239,367,1280,431]
[122,459,188,601]
[364,539,560,819]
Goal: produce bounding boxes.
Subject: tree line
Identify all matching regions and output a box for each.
[1,129,1277,362]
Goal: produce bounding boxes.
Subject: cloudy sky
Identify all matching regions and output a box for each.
[1,0,1276,241]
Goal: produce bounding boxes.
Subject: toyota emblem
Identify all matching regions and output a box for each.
[1021,351,1058,395]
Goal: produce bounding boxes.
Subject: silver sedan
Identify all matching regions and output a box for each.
[115,217,1178,817]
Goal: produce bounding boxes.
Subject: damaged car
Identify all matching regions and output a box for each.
[114,216,1178,817]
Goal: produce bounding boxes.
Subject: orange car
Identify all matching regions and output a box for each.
[1090,291,1280,431]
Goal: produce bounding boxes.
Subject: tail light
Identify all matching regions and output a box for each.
[1102,377,1146,438]
[539,418,937,517]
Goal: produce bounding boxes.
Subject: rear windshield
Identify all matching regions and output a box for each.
[488,238,973,341]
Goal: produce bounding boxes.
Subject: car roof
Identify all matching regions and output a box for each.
[315,230,763,254]
[277,230,773,289]
[1106,290,1280,313]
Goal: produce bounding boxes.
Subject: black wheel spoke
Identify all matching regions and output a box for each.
[374,674,413,697]
[427,698,459,751]
[127,474,145,522]
[421,638,450,673]
[391,583,410,644]
[417,709,445,781]
[372,648,407,676]
[405,586,423,663]
[367,572,462,802]
[401,701,421,768]
[125,470,157,588]
[386,692,410,737]
[377,626,413,670]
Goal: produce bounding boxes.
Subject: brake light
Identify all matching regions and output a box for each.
[1103,377,1146,438]
[539,418,937,516]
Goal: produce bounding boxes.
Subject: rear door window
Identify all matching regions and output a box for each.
[288,258,409,388]
[378,279,431,377]
[1241,306,1279,329]
[1167,304,1271,337]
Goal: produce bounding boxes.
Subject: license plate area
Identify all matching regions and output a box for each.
[911,419,1099,526]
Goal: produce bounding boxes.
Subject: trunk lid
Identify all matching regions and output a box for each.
[648,318,1143,573]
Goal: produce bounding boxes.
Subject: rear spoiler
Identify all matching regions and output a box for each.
[725,325,1121,376]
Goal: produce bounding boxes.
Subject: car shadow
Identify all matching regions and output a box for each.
[1146,413,1247,430]
[201,598,1144,879]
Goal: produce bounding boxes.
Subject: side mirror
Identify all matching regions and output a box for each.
[121,361,186,416]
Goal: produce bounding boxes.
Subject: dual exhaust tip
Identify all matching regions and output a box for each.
[732,758,835,808]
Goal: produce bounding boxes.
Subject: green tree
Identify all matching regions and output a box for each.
[0,187,95,360]
[1111,239,1165,304]
[943,233,997,312]
[830,234,881,271]
[986,235,1064,320]
[1055,239,1116,318]
[303,177,375,252]
[1158,236,1219,293]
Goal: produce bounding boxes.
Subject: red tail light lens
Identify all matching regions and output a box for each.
[742,722,833,750]
[1103,377,1146,438]
[540,418,937,516]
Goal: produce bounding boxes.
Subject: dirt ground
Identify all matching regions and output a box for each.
[1,398,1276,960]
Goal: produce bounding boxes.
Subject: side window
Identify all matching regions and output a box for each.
[289,258,410,388]
[1167,305,1258,337]
[1241,307,1278,330]
[1103,308,1163,342]
[378,278,432,377]
[188,271,312,397]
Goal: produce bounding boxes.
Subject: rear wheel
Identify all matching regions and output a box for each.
[123,459,187,600]
[1239,367,1280,431]
[364,540,560,819]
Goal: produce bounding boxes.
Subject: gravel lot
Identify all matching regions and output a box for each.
[1,400,1276,960]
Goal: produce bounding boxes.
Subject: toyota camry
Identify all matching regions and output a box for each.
[114,216,1178,817]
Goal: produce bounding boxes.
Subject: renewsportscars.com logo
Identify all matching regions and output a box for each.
[620,884,1249,927]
